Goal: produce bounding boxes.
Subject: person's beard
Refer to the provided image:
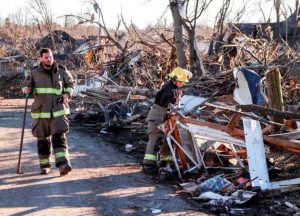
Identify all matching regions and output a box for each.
[42,61,53,70]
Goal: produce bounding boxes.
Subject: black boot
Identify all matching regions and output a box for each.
[142,164,158,175]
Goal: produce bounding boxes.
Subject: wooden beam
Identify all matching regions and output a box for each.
[266,69,284,131]
[227,114,242,129]
[270,178,300,190]
[238,104,300,120]
[169,116,188,169]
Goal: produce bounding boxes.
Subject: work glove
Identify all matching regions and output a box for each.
[175,90,182,105]
[62,93,70,105]
[22,87,31,97]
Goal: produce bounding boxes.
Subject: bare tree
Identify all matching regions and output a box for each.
[230,1,247,23]
[214,0,231,52]
[9,8,29,26]
[5,8,30,41]
[258,1,273,23]
[169,0,186,68]
[62,16,76,30]
[292,0,300,42]
[169,0,214,75]
[65,0,123,51]
[280,3,293,42]
[28,0,56,50]
[273,0,282,39]
[182,0,214,75]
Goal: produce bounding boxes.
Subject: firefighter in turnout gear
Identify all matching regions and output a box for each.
[22,48,74,175]
[142,67,190,174]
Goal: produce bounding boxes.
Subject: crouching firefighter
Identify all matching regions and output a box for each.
[22,48,74,176]
[142,67,191,174]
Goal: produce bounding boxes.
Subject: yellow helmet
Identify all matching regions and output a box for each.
[168,67,191,82]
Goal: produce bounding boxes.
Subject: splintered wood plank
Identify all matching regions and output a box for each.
[227,113,242,129]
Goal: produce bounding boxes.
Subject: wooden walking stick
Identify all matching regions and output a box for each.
[17,93,29,174]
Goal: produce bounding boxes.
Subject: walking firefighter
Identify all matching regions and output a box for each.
[22,48,74,176]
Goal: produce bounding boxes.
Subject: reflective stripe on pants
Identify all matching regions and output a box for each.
[31,108,70,119]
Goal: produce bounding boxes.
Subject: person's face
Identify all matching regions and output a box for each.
[40,52,53,66]
[176,81,184,88]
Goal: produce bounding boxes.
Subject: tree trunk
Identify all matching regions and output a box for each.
[285,19,288,42]
[170,0,186,68]
[292,1,300,43]
[274,0,281,40]
[98,12,102,50]
[187,28,201,76]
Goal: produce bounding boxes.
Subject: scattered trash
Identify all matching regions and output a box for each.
[125,144,134,152]
[236,177,249,185]
[158,164,177,181]
[151,209,162,214]
[230,190,257,204]
[294,212,300,216]
[229,208,255,215]
[193,191,231,201]
[180,182,199,194]
[199,175,234,193]
[285,201,300,212]
[208,198,235,207]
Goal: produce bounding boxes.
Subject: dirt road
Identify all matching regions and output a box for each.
[0,99,208,216]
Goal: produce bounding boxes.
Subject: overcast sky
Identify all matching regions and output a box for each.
[0,0,295,28]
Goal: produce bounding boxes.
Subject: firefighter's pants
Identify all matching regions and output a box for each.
[143,104,173,165]
[37,133,70,168]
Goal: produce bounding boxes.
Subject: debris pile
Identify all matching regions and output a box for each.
[0,19,299,214]
[69,31,300,215]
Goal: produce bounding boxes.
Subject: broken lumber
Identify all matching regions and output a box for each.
[265,69,284,130]
[227,114,242,129]
[177,114,300,155]
[269,131,300,140]
[237,104,300,120]
[81,91,112,103]
[104,85,158,98]
[204,102,285,127]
